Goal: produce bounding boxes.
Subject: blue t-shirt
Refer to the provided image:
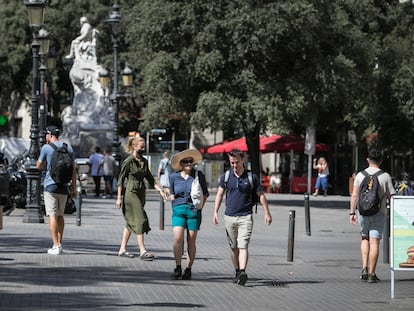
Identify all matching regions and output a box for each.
[89,152,104,176]
[170,169,209,207]
[219,170,262,216]
[38,141,74,193]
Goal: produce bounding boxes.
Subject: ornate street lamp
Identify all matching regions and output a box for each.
[23,0,48,223]
[103,2,133,160]
[37,27,50,147]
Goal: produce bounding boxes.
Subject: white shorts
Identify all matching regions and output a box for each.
[224,214,253,249]
[44,192,68,217]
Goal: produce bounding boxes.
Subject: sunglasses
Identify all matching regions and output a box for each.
[180,159,193,165]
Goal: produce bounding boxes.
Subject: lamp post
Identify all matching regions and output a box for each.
[23,0,48,223]
[102,3,133,160]
[37,27,50,147]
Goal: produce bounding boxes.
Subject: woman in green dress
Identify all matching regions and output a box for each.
[116,136,167,260]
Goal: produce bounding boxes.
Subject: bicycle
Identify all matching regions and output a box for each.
[394,172,413,196]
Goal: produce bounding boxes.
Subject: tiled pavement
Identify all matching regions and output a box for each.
[1,192,413,311]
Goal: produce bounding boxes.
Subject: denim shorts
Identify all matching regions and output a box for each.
[224,214,253,249]
[315,176,328,190]
[172,204,201,231]
[358,212,385,239]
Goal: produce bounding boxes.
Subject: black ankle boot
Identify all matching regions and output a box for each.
[181,268,192,280]
[170,267,182,280]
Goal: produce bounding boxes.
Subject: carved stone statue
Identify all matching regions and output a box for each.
[66,16,99,63]
[61,16,114,157]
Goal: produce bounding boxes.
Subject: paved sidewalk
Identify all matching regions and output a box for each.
[1,192,413,310]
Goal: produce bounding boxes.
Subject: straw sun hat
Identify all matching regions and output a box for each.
[171,149,202,171]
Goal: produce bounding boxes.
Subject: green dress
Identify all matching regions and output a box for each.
[117,154,155,234]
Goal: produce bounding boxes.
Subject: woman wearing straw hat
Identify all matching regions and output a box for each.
[169,149,209,280]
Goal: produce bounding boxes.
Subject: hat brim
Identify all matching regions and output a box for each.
[171,149,202,171]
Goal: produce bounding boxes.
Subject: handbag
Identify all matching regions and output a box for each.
[190,169,204,210]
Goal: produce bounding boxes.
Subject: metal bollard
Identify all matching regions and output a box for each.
[75,181,82,226]
[159,195,165,230]
[287,210,295,262]
[304,192,311,236]
[75,198,81,226]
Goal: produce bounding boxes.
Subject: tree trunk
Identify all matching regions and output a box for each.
[245,131,261,178]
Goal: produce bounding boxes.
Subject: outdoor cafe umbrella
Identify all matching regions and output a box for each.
[201,135,282,154]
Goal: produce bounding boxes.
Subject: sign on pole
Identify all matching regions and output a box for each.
[390,196,414,298]
[304,127,315,155]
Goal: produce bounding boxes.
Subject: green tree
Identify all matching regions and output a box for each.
[124,0,388,175]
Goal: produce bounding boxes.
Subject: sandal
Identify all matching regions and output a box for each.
[140,251,154,261]
[118,251,134,258]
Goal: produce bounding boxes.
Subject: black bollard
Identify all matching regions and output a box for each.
[287,210,295,262]
[159,195,165,230]
[304,192,311,236]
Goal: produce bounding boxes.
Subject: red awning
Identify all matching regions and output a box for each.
[201,135,282,154]
[263,134,329,153]
[201,134,329,154]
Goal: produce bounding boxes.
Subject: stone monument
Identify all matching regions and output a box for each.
[61,16,114,157]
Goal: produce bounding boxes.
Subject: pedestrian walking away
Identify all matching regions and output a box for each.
[116,136,167,260]
[313,156,329,196]
[213,148,272,286]
[37,125,77,255]
[100,148,115,198]
[89,146,104,197]
[169,149,209,280]
[158,150,171,195]
[349,148,395,283]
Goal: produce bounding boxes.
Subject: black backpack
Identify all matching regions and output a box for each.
[358,170,384,216]
[224,169,259,213]
[49,143,74,185]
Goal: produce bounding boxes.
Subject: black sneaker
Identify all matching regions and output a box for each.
[360,267,368,281]
[237,271,248,286]
[170,267,182,280]
[367,273,380,283]
[181,268,192,280]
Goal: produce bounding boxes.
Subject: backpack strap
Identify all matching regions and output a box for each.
[373,170,384,178]
[50,143,57,150]
[224,169,230,189]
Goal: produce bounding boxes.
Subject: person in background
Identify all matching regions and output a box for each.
[100,148,115,199]
[213,149,272,286]
[37,126,76,255]
[169,149,209,280]
[312,157,329,196]
[158,151,171,195]
[349,149,395,283]
[89,146,104,197]
[116,136,167,260]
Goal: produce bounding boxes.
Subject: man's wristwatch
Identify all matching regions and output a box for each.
[349,212,356,215]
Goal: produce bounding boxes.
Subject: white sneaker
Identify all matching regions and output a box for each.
[58,244,63,254]
[47,246,61,255]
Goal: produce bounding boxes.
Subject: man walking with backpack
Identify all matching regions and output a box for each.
[350,149,395,283]
[213,149,272,286]
[37,126,76,255]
